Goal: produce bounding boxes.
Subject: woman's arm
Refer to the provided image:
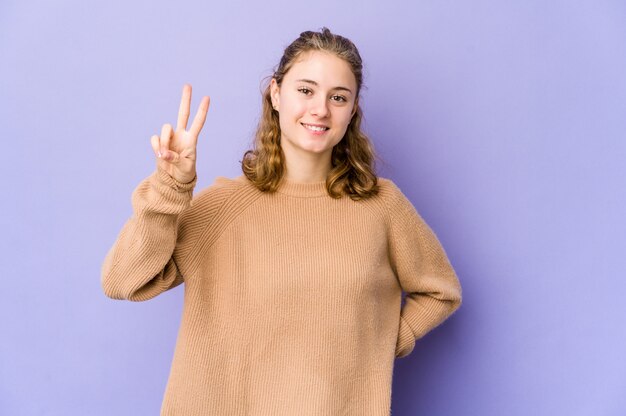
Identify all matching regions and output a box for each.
[100,166,197,301]
[385,181,463,358]
[101,84,210,301]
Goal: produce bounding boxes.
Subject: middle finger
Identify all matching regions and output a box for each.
[176,84,192,131]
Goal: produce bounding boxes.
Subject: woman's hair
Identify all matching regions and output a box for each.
[241,27,379,200]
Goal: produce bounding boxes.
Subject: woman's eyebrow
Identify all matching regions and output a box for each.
[295,79,353,94]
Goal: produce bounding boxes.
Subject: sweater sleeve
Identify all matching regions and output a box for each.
[384,181,463,358]
[100,165,199,302]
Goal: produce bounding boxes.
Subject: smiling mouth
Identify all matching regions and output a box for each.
[301,123,330,132]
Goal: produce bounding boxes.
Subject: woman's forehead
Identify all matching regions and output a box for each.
[284,50,356,91]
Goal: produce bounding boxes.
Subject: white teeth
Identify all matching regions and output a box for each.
[303,123,328,132]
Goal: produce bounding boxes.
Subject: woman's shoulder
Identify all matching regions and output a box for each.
[371,176,410,204]
[367,176,422,220]
[195,174,254,195]
[348,176,413,223]
[188,174,259,211]
[375,176,398,192]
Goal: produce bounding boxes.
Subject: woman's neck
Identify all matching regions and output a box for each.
[282,148,332,183]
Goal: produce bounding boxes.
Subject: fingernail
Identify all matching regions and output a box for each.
[157,151,162,158]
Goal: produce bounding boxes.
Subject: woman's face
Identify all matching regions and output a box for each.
[270,50,358,163]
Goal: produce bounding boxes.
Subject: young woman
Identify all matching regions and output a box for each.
[101,27,462,416]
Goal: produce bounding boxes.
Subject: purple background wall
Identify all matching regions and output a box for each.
[1,0,625,414]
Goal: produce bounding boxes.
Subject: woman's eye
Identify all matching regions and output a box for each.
[298,88,346,103]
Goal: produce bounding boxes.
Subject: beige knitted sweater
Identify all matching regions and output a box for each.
[101,166,462,415]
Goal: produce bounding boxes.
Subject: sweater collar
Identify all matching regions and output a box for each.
[276,176,328,198]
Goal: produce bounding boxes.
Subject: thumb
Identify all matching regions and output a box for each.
[163,149,180,163]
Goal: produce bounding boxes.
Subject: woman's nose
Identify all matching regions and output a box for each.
[309,97,329,117]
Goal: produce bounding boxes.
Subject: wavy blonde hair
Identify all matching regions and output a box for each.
[241,27,379,200]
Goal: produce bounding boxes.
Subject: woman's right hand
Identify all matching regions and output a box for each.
[150,84,210,184]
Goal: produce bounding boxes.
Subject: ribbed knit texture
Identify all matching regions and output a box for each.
[101,166,462,415]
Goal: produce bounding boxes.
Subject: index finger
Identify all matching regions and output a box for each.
[189,96,210,138]
[176,84,192,131]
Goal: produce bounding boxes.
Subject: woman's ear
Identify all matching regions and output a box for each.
[270,78,280,111]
